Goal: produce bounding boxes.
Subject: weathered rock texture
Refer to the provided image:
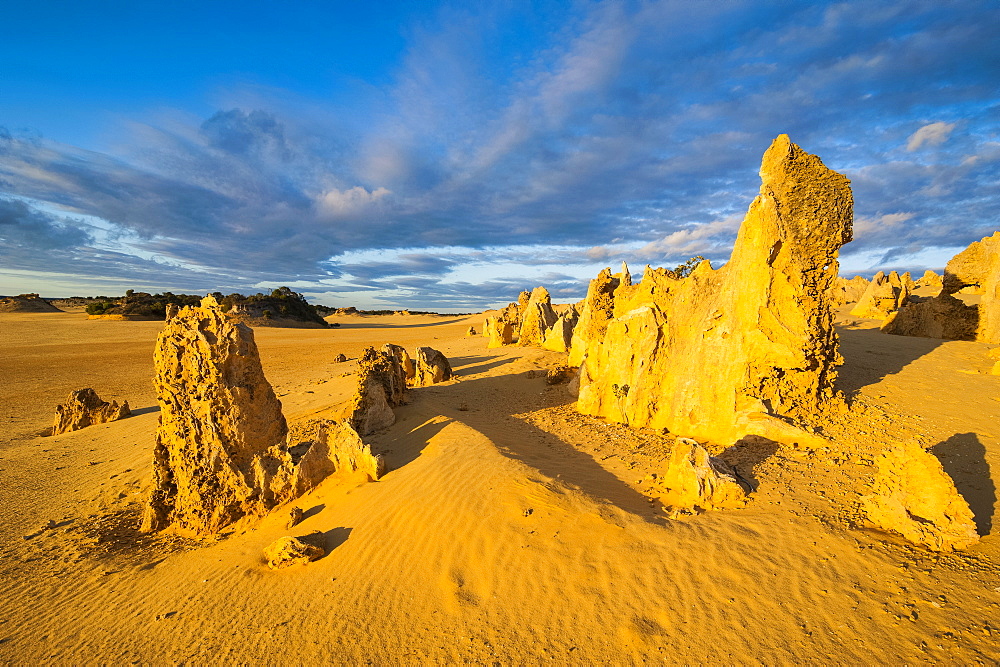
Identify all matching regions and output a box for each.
[915,270,943,291]
[568,265,631,367]
[849,271,910,320]
[413,347,453,387]
[334,353,347,363]
[881,294,978,340]
[263,536,324,569]
[52,388,130,435]
[141,296,290,535]
[652,439,748,512]
[383,344,416,382]
[576,135,853,445]
[484,316,514,348]
[341,347,408,435]
[518,287,558,347]
[861,441,979,551]
[542,307,579,353]
[943,232,1000,294]
[142,297,388,536]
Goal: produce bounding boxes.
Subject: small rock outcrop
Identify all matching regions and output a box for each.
[341,347,408,435]
[413,347,453,387]
[278,419,385,493]
[829,276,869,306]
[861,441,979,551]
[484,316,514,348]
[0,293,61,313]
[466,326,477,336]
[849,271,910,320]
[518,287,557,347]
[141,296,290,535]
[263,536,325,569]
[915,270,943,292]
[652,439,748,512]
[943,232,1000,294]
[334,353,348,363]
[52,388,130,435]
[881,293,978,340]
[542,308,579,353]
[576,135,852,445]
[382,343,416,382]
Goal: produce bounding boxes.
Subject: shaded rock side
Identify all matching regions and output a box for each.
[576,135,852,445]
[943,231,1000,294]
[341,347,408,435]
[849,271,910,320]
[541,307,579,353]
[141,296,289,535]
[263,536,324,569]
[383,343,416,382]
[274,420,384,499]
[861,441,979,551]
[881,293,978,340]
[413,347,453,387]
[518,286,558,347]
[652,439,747,511]
[484,316,514,348]
[52,388,130,435]
[568,267,626,367]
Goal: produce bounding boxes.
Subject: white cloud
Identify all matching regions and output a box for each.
[906,122,956,151]
[316,186,391,218]
[853,211,916,238]
[634,215,743,261]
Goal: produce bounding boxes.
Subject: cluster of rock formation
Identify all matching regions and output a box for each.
[883,231,999,343]
[849,271,913,320]
[572,135,853,446]
[52,388,130,435]
[141,297,385,537]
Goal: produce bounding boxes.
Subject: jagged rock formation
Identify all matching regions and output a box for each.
[413,347,453,387]
[915,270,943,291]
[466,326,477,336]
[263,536,324,569]
[651,439,748,512]
[52,388,130,435]
[518,287,558,347]
[275,420,384,495]
[849,271,910,320]
[141,296,290,535]
[341,347,408,435]
[542,307,579,353]
[484,316,514,348]
[881,294,978,340]
[568,265,630,367]
[829,276,869,307]
[334,353,348,363]
[883,233,1000,343]
[861,441,979,551]
[576,135,853,445]
[383,344,416,382]
[0,293,61,313]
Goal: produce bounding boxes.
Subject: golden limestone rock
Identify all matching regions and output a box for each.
[541,307,579,353]
[484,316,514,348]
[651,439,748,512]
[849,271,910,320]
[142,296,289,535]
[466,326,477,336]
[263,536,324,569]
[341,347,408,435]
[413,346,453,386]
[567,266,628,367]
[943,231,1000,294]
[279,420,384,492]
[576,135,852,446]
[383,343,416,382]
[518,286,558,347]
[52,388,130,435]
[881,293,978,340]
[829,275,869,306]
[861,441,978,551]
[915,269,943,291]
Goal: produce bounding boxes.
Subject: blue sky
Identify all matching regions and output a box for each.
[1,0,998,310]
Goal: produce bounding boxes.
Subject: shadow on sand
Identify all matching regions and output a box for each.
[835,326,946,398]
[932,433,996,536]
[334,319,465,329]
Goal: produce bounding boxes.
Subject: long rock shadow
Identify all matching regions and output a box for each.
[415,374,664,522]
[451,355,517,376]
[835,326,946,398]
[301,526,352,559]
[374,414,451,473]
[931,433,995,536]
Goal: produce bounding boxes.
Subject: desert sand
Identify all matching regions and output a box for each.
[1,305,999,664]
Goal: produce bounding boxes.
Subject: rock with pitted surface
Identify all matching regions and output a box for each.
[881,293,978,340]
[413,347,453,387]
[542,307,579,353]
[576,135,853,446]
[141,296,289,535]
[275,419,385,497]
[850,271,910,320]
[382,343,415,383]
[340,347,408,435]
[829,276,869,306]
[861,441,979,551]
[518,286,558,348]
[943,231,1000,294]
[263,536,325,569]
[52,388,130,435]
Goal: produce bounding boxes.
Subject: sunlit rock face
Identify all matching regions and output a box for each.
[141,296,289,535]
[52,388,130,435]
[518,286,558,348]
[576,135,853,446]
[849,270,910,320]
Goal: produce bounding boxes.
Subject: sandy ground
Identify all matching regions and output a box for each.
[1,308,999,663]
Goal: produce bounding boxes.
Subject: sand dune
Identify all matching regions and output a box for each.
[1,309,999,662]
